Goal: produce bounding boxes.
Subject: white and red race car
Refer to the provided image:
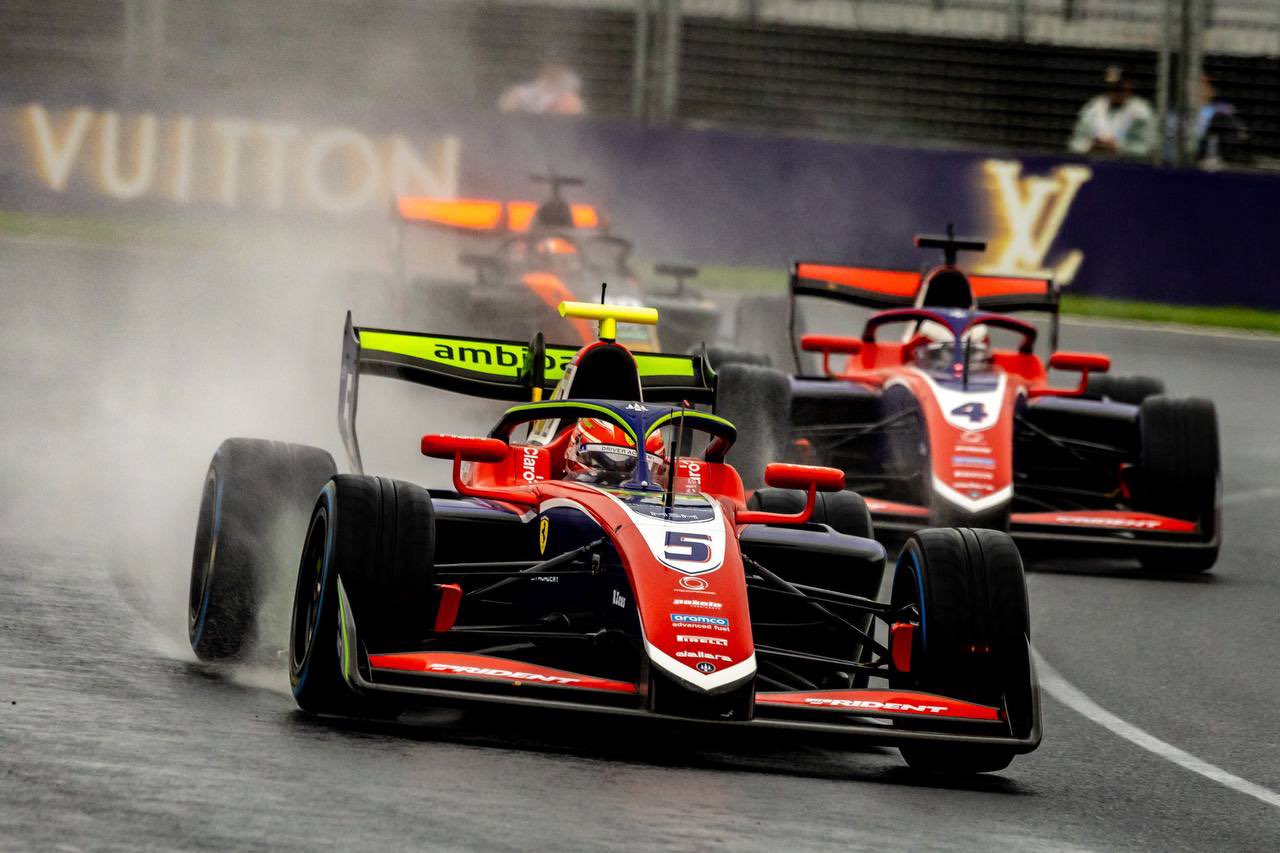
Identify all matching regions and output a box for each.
[717,232,1220,572]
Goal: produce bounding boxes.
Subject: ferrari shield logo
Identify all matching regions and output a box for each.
[539,517,549,555]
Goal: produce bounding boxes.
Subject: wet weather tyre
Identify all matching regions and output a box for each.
[890,528,1033,774]
[189,438,336,661]
[1135,396,1220,573]
[714,363,791,490]
[748,489,874,541]
[1083,374,1166,404]
[289,475,435,716]
[704,346,771,370]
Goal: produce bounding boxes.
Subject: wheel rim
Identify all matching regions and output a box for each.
[291,507,328,672]
[188,470,219,634]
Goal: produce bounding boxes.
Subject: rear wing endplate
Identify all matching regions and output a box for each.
[338,312,712,473]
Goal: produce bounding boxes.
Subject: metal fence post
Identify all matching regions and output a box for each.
[656,0,683,123]
[1155,0,1175,165]
[632,0,652,121]
[1181,0,1206,165]
[1007,0,1026,41]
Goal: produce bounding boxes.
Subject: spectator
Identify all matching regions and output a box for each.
[1194,74,1248,169]
[498,57,587,116]
[1068,66,1156,158]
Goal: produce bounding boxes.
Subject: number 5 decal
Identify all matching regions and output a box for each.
[664,531,712,563]
[950,401,988,424]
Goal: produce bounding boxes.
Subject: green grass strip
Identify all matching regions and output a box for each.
[1060,295,1280,335]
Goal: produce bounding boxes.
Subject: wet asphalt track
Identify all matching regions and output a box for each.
[3,241,1280,851]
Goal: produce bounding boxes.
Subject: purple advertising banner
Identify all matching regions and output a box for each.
[2,94,1278,308]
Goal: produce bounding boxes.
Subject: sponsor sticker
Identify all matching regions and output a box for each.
[428,663,578,684]
[952,455,996,469]
[671,613,730,627]
[695,661,717,674]
[678,576,710,592]
[611,589,627,608]
[804,697,948,713]
[676,634,729,646]
[672,598,722,610]
[676,650,732,663]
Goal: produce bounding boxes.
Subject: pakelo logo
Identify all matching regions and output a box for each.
[804,697,947,714]
[676,634,729,646]
[672,598,722,610]
[671,613,729,627]
[428,663,578,684]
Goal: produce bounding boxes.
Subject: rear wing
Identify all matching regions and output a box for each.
[338,312,713,473]
[788,262,1062,358]
[395,197,600,234]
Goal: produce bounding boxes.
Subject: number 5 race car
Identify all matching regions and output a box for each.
[187,300,1041,773]
[725,231,1220,572]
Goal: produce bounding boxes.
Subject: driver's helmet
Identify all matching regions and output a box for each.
[564,418,667,486]
[532,235,582,278]
[921,332,992,374]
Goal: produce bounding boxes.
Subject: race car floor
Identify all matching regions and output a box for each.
[2,242,1279,850]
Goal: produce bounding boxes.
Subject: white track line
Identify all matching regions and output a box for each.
[1032,648,1280,810]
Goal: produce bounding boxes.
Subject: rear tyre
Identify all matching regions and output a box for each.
[1082,374,1165,405]
[1135,396,1220,573]
[289,475,435,716]
[890,528,1033,774]
[189,439,336,660]
[704,346,771,370]
[714,363,792,490]
[748,488,874,541]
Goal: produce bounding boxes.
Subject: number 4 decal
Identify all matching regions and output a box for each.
[950,402,988,424]
[664,531,712,563]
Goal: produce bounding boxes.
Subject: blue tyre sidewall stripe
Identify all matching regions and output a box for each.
[191,467,224,649]
[293,482,337,697]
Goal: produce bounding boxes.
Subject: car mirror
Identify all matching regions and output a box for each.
[1049,352,1111,374]
[421,434,510,463]
[763,463,845,492]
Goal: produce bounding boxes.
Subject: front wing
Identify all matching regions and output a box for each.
[866,499,1219,559]
[335,582,1040,752]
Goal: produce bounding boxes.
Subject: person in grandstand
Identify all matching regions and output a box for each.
[1068,65,1156,158]
[498,56,587,116]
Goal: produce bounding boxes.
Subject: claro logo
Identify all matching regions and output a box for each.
[520,446,540,482]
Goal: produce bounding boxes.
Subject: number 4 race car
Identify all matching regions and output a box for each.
[187,300,1041,773]
[722,231,1220,572]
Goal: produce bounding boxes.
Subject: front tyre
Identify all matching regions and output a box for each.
[189,438,336,660]
[1135,397,1220,573]
[289,475,436,716]
[890,528,1033,774]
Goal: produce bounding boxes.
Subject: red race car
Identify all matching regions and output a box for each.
[187,300,1040,774]
[718,231,1220,572]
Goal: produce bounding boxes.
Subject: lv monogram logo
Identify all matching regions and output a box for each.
[977,160,1092,285]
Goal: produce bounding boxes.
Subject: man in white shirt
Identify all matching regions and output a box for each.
[498,59,587,116]
[1068,66,1156,158]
